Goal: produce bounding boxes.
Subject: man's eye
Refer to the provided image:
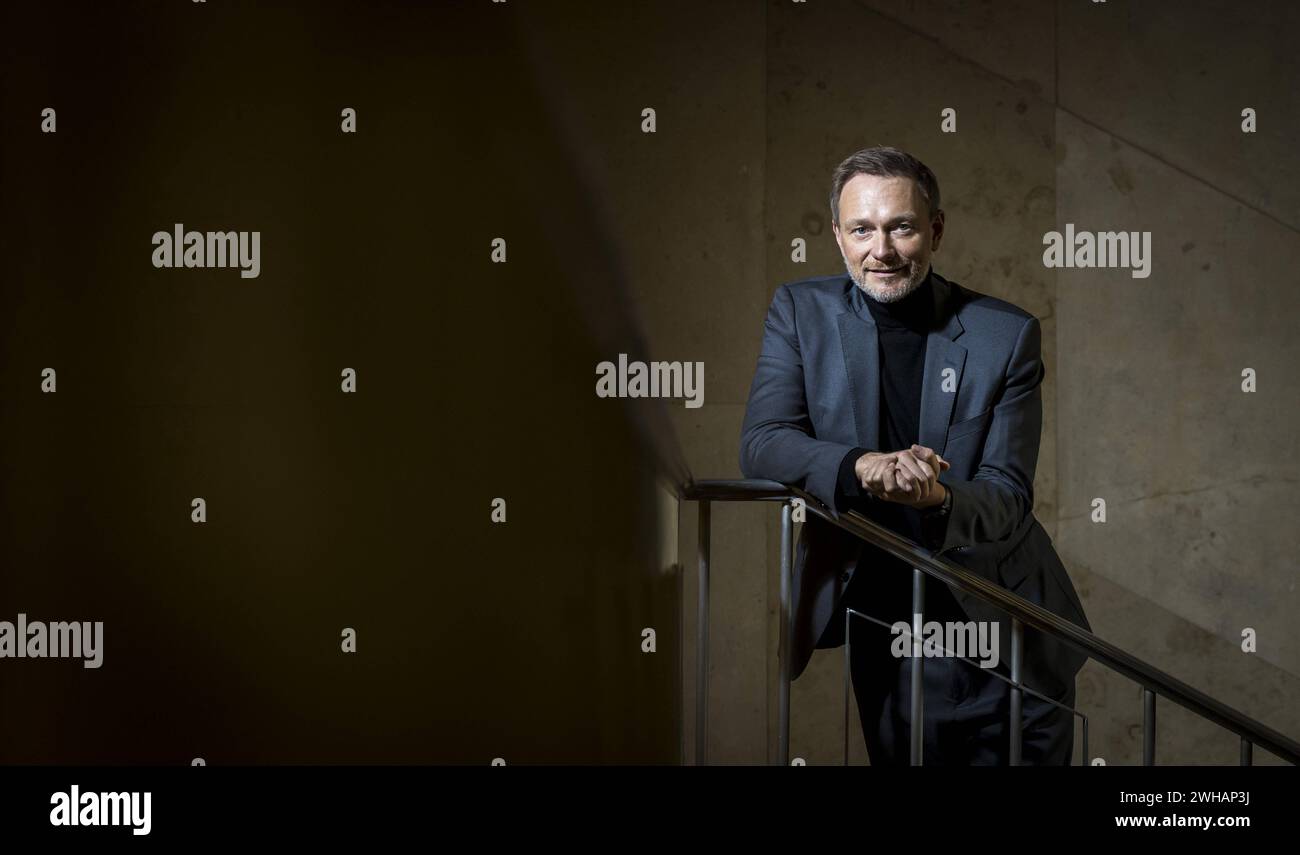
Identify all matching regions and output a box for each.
[853,227,869,235]
[895,224,913,233]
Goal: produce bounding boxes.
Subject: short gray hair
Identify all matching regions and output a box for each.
[829,146,941,227]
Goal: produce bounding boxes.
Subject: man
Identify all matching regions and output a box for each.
[739,146,1091,765]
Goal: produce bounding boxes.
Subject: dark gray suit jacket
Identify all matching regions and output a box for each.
[739,271,1090,696]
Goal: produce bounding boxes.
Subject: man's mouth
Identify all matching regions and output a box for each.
[868,265,905,276]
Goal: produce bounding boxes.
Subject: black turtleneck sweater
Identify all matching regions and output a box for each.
[831,271,959,627]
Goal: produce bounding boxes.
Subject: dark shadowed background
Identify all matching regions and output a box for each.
[1,0,1297,765]
[0,0,682,764]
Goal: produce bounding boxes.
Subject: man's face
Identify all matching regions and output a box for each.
[833,173,944,303]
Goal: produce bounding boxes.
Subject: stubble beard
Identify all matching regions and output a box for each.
[844,256,927,304]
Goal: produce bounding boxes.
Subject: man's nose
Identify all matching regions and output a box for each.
[868,231,895,261]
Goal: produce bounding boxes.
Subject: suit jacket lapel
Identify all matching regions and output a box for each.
[920,273,967,456]
[919,329,966,456]
[837,310,880,452]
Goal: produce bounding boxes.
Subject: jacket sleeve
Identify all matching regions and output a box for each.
[936,315,1043,552]
[739,284,858,511]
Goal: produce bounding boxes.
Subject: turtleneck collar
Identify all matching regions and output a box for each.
[854,268,937,333]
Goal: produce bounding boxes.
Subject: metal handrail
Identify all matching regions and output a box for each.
[681,478,1300,766]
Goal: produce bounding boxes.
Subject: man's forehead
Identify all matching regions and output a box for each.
[839,175,924,218]
[844,173,917,194]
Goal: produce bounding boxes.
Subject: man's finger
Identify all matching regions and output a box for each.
[911,454,937,483]
[900,463,927,501]
[910,444,940,468]
[863,459,885,491]
[887,460,916,499]
[912,445,951,473]
[896,451,934,487]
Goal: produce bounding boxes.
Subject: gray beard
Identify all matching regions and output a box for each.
[844,260,927,304]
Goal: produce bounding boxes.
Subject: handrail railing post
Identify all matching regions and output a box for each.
[1143,689,1156,766]
[778,501,793,766]
[843,608,852,766]
[696,500,710,766]
[1081,716,1089,767]
[1010,617,1023,765]
[678,480,1300,767]
[911,568,925,766]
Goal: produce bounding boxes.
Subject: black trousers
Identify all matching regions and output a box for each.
[847,618,1077,766]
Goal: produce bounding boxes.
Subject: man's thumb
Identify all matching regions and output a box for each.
[912,443,951,470]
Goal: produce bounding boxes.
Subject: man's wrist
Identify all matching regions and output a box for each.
[920,481,949,513]
[920,482,951,550]
[835,447,873,511]
[852,451,875,487]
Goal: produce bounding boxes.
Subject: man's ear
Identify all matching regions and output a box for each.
[929,210,945,252]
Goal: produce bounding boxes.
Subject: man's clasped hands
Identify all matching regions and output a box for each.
[853,444,950,510]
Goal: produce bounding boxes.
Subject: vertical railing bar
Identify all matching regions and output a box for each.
[778,502,793,767]
[696,500,710,766]
[1143,688,1156,766]
[910,568,925,766]
[1081,715,1089,767]
[1010,618,1023,766]
[677,500,686,767]
[1240,737,1252,766]
[843,608,852,766]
